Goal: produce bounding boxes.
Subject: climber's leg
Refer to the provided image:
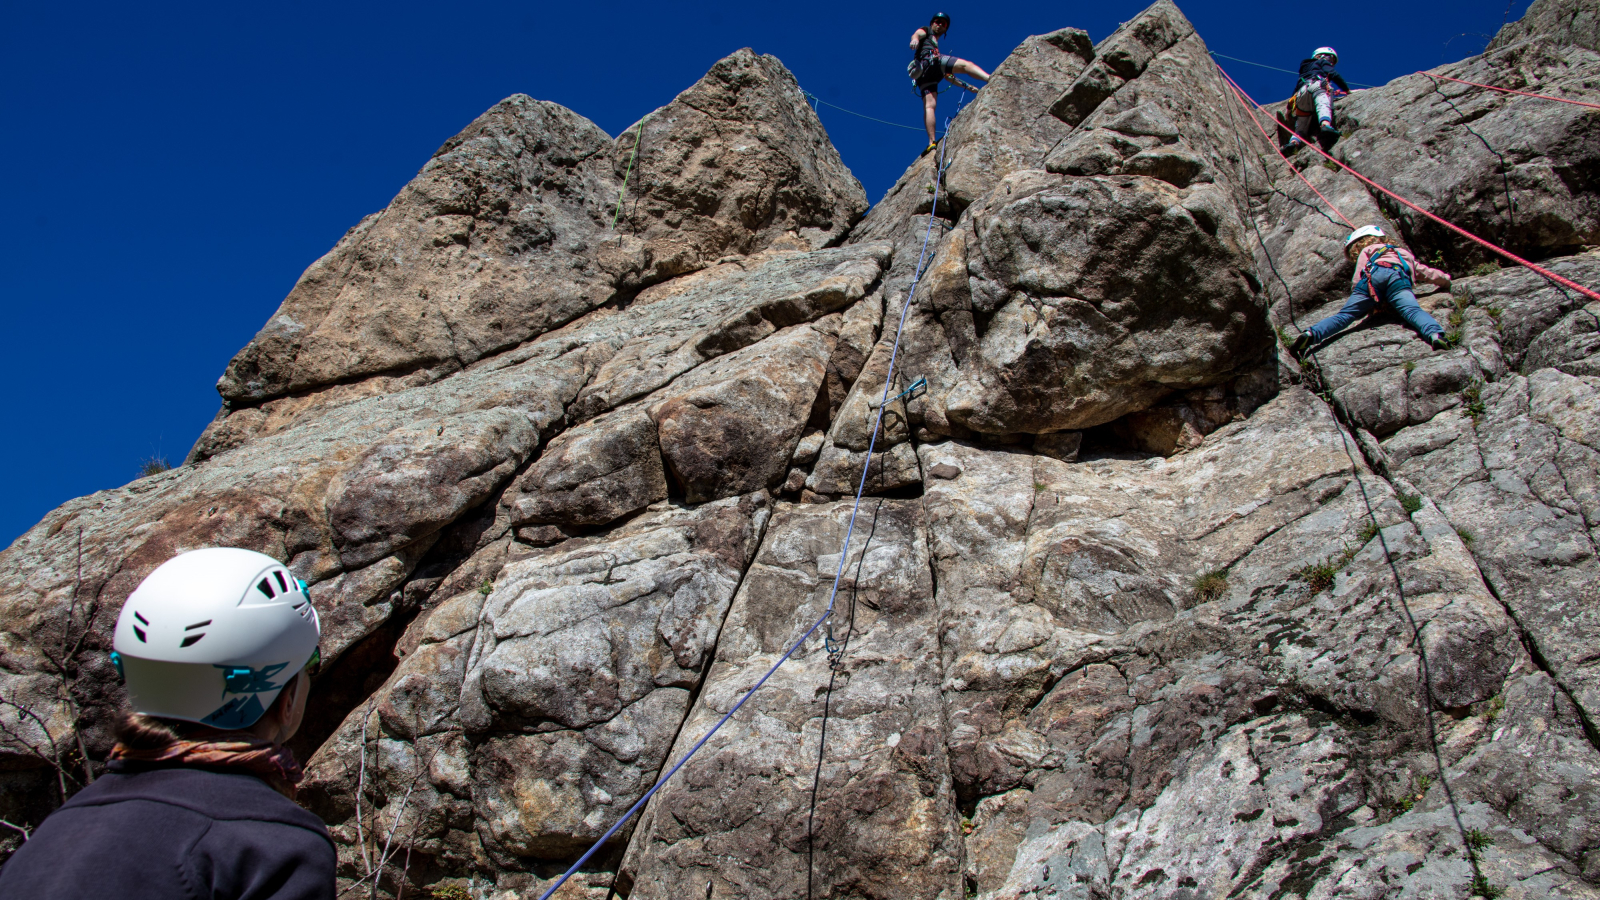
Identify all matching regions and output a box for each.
[1306,278,1378,344]
[951,57,990,82]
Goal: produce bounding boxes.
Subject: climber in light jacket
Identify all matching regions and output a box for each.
[1292,225,1454,355]
[1281,46,1350,153]
[0,548,335,900]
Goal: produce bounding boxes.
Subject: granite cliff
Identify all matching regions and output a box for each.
[4,2,1600,897]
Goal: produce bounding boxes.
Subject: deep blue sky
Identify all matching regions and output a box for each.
[1,0,1529,545]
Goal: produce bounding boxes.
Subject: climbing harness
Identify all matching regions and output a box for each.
[1216,62,1600,304]
[534,86,971,900]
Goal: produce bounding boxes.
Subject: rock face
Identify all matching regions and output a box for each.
[203,48,865,436]
[6,2,1600,898]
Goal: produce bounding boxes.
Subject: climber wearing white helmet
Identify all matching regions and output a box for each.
[1280,46,1350,154]
[0,547,335,900]
[1290,225,1454,355]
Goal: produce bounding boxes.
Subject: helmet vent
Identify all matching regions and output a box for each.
[275,571,289,592]
[292,601,312,619]
[185,620,211,630]
[133,626,147,642]
[257,577,278,599]
[180,633,205,648]
[134,612,149,626]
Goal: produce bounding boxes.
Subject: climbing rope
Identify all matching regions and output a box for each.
[1216,62,1600,305]
[1207,50,1380,88]
[610,122,645,231]
[802,89,925,131]
[535,88,970,900]
[1215,69,1356,227]
[1427,72,1600,110]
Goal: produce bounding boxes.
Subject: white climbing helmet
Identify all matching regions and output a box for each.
[1344,224,1386,256]
[1314,46,1338,63]
[112,548,321,729]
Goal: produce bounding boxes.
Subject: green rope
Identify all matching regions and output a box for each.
[611,124,644,231]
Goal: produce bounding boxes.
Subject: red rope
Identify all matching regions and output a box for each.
[1427,72,1600,111]
[1217,63,1600,305]
[1215,69,1356,227]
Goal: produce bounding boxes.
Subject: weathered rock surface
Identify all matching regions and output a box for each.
[206,48,864,425]
[1490,0,1600,54]
[7,0,1600,896]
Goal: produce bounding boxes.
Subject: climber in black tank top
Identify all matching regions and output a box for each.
[908,12,989,153]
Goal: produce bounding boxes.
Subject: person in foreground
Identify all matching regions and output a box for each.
[0,547,333,900]
[1292,225,1454,356]
[909,12,989,154]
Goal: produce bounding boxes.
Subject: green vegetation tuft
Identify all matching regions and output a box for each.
[1470,261,1501,277]
[1297,544,1356,593]
[1398,492,1424,515]
[478,578,495,596]
[1462,380,1486,421]
[139,456,173,477]
[1357,521,1379,544]
[1465,829,1494,851]
[1455,526,1476,547]
[1192,569,1229,603]
[1482,693,1505,725]
[432,884,472,900]
[1470,876,1505,899]
[1403,360,1416,374]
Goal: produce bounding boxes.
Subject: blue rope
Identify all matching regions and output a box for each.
[801,89,926,131]
[534,90,970,900]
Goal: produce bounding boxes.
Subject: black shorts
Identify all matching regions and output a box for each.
[916,55,955,95]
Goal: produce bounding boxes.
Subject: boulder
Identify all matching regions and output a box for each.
[211,49,865,418]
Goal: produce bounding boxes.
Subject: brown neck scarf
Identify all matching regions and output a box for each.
[109,736,305,799]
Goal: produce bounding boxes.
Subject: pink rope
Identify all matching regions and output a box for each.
[1427,72,1600,111]
[1217,63,1600,305]
[1215,68,1356,227]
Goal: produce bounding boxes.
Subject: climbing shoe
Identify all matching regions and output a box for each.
[921,141,939,156]
[1319,119,1341,138]
[1427,333,1451,351]
[1278,136,1303,155]
[1290,332,1313,357]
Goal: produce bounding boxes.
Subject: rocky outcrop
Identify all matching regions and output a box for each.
[6,0,1600,897]
[203,48,865,437]
[1489,0,1600,54]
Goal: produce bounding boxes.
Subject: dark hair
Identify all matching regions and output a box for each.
[113,712,214,749]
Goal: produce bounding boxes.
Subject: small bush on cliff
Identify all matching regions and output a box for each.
[139,456,172,477]
[1192,570,1229,603]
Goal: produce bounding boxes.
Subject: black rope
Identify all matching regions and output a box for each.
[805,499,883,900]
[1425,75,1516,247]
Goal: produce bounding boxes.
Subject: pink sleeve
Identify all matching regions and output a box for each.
[1402,249,1452,286]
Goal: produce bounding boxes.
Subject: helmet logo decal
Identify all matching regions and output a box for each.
[218,662,291,696]
[132,611,149,643]
[202,695,268,730]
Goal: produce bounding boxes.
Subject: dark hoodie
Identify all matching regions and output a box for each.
[1297,56,1350,92]
[0,765,335,900]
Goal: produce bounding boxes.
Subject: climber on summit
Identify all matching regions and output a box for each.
[1279,46,1349,154]
[0,548,335,900]
[1291,225,1454,356]
[909,12,989,154]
